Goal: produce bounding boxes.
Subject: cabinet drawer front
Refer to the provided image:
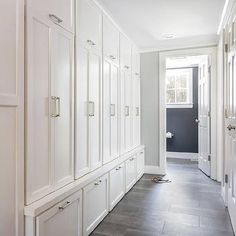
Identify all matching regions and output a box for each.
[77,0,102,51]
[109,164,125,210]
[125,157,137,192]
[36,191,82,236]
[83,174,109,235]
[27,0,74,33]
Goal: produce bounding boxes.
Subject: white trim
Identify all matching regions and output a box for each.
[166,104,193,109]
[166,152,198,160]
[159,47,218,180]
[144,165,166,175]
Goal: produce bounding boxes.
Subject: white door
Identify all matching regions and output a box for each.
[125,156,136,193]
[198,56,211,176]
[36,191,82,236]
[225,31,236,231]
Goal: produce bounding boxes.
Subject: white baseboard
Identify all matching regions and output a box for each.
[166,152,198,160]
[144,165,166,175]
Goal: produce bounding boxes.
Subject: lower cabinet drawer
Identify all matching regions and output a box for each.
[109,163,125,210]
[125,156,137,193]
[137,150,145,180]
[83,173,109,235]
[36,190,82,236]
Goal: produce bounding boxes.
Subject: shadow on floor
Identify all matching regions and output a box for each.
[91,158,234,236]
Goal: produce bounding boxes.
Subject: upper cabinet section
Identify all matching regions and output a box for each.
[120,33,132,70]
[132,46,140,76]
[27,0,74,33]
[77,0,102,51]
[103,15,120,64]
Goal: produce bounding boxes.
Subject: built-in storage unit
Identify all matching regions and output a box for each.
[125,155,137,192]
[83,174,109,235]
[109,163,125,210]
[25,0,143,235]
[26,6,74,204]
[35,191,82,236]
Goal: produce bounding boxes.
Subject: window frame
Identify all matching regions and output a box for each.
[166,68,193,109]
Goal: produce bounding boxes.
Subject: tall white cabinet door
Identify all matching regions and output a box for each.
[89,50,102,170]
[26,12,54,203]
[75,45,89,178]
[36,191,82,236]
[120,33,132,70]
[110,64,119,159]
[77,0,102,51]
[136,150,145,180]
[52,28,74,188]
[125,156,137,193]
[83,174,109,235]
[120,70,126,155]
[103,15,119,64]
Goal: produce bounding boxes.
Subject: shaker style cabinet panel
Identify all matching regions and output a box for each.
[103,15,119,64]
[26,9,74,204]
[27,0,74,32]
[125,156,137,193]
[83,174,109,235]
[109,164,125,210]
[103,59,119,164]
[77,0,102,51]
[36,191,82,236]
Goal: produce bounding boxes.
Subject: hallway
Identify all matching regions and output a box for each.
[92,159,234,236]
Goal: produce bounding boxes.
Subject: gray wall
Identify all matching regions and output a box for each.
[141,52,159,166]
[166,67,199,153]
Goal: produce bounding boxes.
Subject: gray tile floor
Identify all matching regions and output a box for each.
[91,158,234,236]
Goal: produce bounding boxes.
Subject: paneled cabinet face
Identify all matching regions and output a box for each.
[83,174,109,235]
[75,44,102,178]
[77,0,102,51]
[26,11,74,204]
[27,0,74,32]
[120,33,132,70]
[36,191,82,236]
[103,15,119,64]
[103,59,119,164]
[109,164,125,210]
[125,156,137,192]
[136,150,145,180]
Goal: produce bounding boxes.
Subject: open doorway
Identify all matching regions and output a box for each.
[159,47,218,180]
[165,55,211,176]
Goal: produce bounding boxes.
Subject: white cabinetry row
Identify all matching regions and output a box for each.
[26,0,141,205]
[25,148,145,236]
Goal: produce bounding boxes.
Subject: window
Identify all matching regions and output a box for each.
[166,68,193,108]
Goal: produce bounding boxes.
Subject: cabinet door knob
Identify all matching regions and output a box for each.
[49,14,63,24]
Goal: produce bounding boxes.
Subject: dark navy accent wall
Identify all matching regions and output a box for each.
[166,67,198,153]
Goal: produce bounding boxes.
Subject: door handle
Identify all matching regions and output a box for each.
[125,106,130,116]
[49,14,63,24]
[110,104,116,116]
[136,107,139,116]
[88,101,95,117]
[87,39,96,46]
[195,119,200,124]
[51,96,60,117]
[227,124,236,131]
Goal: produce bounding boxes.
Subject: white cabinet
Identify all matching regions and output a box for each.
[27,0,74,32]
[36,191,82,236]
[26,9,74,204]
[125,156,137,192]
[103,15,119,64]
[77,0,102,51]
[109,163,125,210]
[136,150,145,180]
[83,174,109,235]
[120,33,132,70]
[103,59,119,164]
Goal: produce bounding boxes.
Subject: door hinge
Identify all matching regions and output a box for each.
[208,155,211,162]
[225,43,228,53]
[225,174,228,184]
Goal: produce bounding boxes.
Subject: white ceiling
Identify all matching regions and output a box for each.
[96,0,226,51]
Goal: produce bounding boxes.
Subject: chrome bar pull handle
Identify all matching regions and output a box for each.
[49,14,63,24]
[51,96,60,117]
[125,106,129,116]
[110,104,116,116]
[88,101,95,117]
[58,201,70,211]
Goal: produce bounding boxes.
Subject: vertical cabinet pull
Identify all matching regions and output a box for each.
[125,106,130,116]
[49,14,63,24]
[136,107,139,116]
[51,96,60,117]
[110,104,116,116]
[88,101,95,117]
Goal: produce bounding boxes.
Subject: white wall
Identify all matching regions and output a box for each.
[141,52,163,172]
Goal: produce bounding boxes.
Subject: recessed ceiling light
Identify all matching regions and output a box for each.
[162,34,175,39]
